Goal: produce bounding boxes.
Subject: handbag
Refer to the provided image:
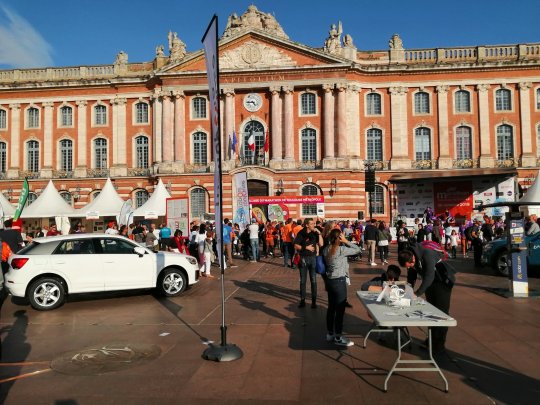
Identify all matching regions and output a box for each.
[292,253,301,266]
[316,255,326,275]
[377,240,389,246]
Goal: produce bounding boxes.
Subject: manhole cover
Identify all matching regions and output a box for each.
[51,343,161,375]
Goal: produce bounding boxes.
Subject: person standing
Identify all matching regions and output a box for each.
[0,219,24,253]
[470,219,483,267]
[397,221,409,253]
[363,219,378,266]
[159,223,172,251]
[143,227,158,252]
[281,218,294,268]
[376,221,391,264]
[222,218,237,267]
[105,221,118,235]
[323,228,361,346]
[294,218,324,308]
[46,224,60,237]
[248,218,260,262]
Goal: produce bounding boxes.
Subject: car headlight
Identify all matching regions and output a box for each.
[187,257,197,265]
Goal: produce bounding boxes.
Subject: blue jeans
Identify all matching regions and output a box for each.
[250,238,259,261]
[299,256,317,302]
[283,242,293,267]
[326,276,347,335]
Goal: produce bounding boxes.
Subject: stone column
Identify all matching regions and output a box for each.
[111,97,127,176]
[389,86,409,169]
[436,85,452,169]
[223,88,235,161]
[282,85,295,168]
[477,84,493,167]
[151,91,163,167]
[347,84,361,169]
[162,94,174,162]
[336,83,348,162]
[42,102,54,177]
[75,100,87,177]
[269,85,282,168]
[173,90,186,166]
[519,82,534,166]
[322,84,335,166]
[7,104,20,178]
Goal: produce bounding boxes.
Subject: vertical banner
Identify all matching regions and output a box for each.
[118,199,133,226]
[202,15,223,265]
[13,177,29,221]
[232,171,250,231]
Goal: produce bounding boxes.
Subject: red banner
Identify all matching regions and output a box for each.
[433,181,473,218]
[248,196,324,204]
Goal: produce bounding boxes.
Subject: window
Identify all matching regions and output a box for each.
[537,88,540,110]
[242,120,265,163]
[192,97,207,119]
[414,92,430,114]
[193,132,207,165]
[60,191,73,206]
[94,138,107,169]
[27,140,39,172]
[60,139,73,171]
[372,185,384,215]
[495,89,511,111]
[60,106,73,126]
[27,107,39,128]
[301,128,316,162]
[56,239,95,254]
[415,127,431,161]
[98,238,135,254]
[0,141,6,173]
[26,192,37,206]
[366,128,383,161]
[366,93,382,115]
[300,92,316,115]
[135,189,149,208]
[0,109,6,129]
[496,125,513,160]
[94,104,107,125]
[135,136,149,168]
[301,184,318,216]
[190,188,206,219]
[455,90,471,113]
[455,126,472,160]
[135,102,149,124]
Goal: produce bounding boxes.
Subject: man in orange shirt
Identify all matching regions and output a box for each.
[281,218,294,268]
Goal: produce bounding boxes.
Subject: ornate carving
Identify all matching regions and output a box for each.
[348,84,360,93]
[336,82,348,92]
[114,51,128,65]
[282,85,294,94]
[223,5,288,39]
[168,32,186,63]
[112,98,127,106]
[9,103,20,110]
[322,83,335,92]
[220,41,296,69]
[436,85,449,94]
[519,82,532,90]
[323,22,342,54]
[389,34,404,50]
[172,90,185,99]
[155,45,164,57]
[269,85,281,94]
[477,84,490,92]
[76,100,87,107]
[222,87,235,97]
[389,86,408,95]
[343,34,355,49]
[42,102,54,108]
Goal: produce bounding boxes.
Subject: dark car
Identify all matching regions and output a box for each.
[481,232,540,276]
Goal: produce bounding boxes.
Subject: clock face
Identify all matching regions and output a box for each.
[244,93,262,112]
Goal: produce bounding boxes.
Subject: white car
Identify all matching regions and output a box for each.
[5,233,199,310]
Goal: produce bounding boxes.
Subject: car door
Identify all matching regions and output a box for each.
[97,237,155,291]
[51,238,104,293]
[527,234,540,268]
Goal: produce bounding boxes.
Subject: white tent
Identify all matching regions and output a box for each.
[519,175,540,216]
[0,192,15,217]
[20,180,75,218]
[74,178,125,218]
[132,178,171,219]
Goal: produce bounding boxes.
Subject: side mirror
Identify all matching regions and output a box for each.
[134,246,146,257]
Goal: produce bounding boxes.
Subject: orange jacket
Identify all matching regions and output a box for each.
[2,242,12,262]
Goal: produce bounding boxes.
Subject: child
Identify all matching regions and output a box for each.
[361,265,401,291]
[450,229,459,259]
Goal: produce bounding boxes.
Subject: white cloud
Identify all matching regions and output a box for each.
[0,5,54,68]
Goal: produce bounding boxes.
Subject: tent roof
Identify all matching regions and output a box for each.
[519,175,540,203]
[0,192,15,216]
[132,178,171,218]
[20,180,75,218]
[74,178,125,217]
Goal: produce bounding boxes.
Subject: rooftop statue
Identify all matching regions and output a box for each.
[223,5,288,39]
[114,51,128,65]
[155,44,165,57]
[168,31,186,62]
[389,33,404,50]
[323,22,342,54]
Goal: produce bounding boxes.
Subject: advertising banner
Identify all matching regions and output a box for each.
[166,197,189,236]
[268,204,289,222]
[433,181,473,218]
[396,183,434,218]
[248,196,325,204]
[232,172,250,231]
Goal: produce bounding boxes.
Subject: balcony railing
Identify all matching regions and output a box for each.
[364,160,389,170]
[20,170,40,179]
[128,168,151,177]
[87,168,110,178]
[236,156,268,167]
[184,164,210,173]
[452,158,479,169]
[495,158,519,168]
[53,170,74,178]
[296,160,323,170]
[411,159,438,170]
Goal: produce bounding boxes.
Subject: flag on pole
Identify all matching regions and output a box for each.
[13,178,29,221]
[248,133,255,151]
[231,130,238,156]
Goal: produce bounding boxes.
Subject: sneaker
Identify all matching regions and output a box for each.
[250,260,257,263]
[334,336,354,347]
[229,265,238,268]
[370,262,377,266]
[383,260,388,264]
[326,333,334,342]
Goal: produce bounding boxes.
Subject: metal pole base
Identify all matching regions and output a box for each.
[203,344,243,362]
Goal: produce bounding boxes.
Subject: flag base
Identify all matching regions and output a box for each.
[203,343,243,362]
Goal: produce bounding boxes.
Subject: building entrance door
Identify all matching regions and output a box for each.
[248,180,269,222]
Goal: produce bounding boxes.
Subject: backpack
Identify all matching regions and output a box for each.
[420,240,449,260]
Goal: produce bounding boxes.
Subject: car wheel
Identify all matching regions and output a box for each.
[28,278,66,311]
[158,268,187,297]
[494,250,509,277]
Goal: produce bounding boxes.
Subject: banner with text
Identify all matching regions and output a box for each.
[232,172,250,231]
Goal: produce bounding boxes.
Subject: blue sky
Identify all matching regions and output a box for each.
[0,0,539,69]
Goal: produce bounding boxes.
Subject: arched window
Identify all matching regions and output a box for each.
[455,126,472,160]
[414,92,430,114]
[536,88,540,110]
[94,104,107,125]
[300,92,316,115]
[372,185,385,215]
[135,136,149,168]
[60,191,72,206]
[27,140,39,172]
[496,125,513,160]
[301,184,318,216]
[135,189,149,208]
[60,139,73,171]
[301,128,316,162]
[193,132,208,165]
[60,106,73,126]
[0,108,6,129]
[366,93,382,115]
[135,102,149,124]
[242,120,265,163]
[190,188,207,219]
[94,138,107,169]
[495,89,511,111]
[0,141,6,173]
[366,128,383,161]
[192,97,207,119]
[415,127,431,161]
[27,107,39,128]
[455,90,470,113]
[26,192,37,207]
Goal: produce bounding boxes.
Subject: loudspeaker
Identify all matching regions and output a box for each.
[365,170,375,192]
[358,211,364,220]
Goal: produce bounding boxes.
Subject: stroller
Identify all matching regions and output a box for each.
[347,235,363,262]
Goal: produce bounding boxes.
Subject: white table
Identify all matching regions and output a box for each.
[356,290,457,392]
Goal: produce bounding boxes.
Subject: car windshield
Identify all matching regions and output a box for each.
[16,241,60,255]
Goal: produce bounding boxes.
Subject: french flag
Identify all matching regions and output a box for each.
[248,134,255,151]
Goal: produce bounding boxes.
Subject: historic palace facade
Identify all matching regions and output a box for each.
[0,5,539,223]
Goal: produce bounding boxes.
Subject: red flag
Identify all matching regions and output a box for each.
[264,130,269,152]
[248,134,255,151]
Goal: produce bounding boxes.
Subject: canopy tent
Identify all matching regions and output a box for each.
[519,175,540,216]
[73,178,125,218]
[20,180,75,218]
[0,192,15,217]
[132,178,171,219]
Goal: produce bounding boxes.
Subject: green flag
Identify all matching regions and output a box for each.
[13,178,29,221]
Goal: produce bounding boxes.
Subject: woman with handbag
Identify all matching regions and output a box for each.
[377,221,391,264]
[202,230,215,278]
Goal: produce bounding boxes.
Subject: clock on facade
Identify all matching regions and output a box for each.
[243,93,263,112]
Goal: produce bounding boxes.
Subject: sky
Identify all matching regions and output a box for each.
[0,0,539,69]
